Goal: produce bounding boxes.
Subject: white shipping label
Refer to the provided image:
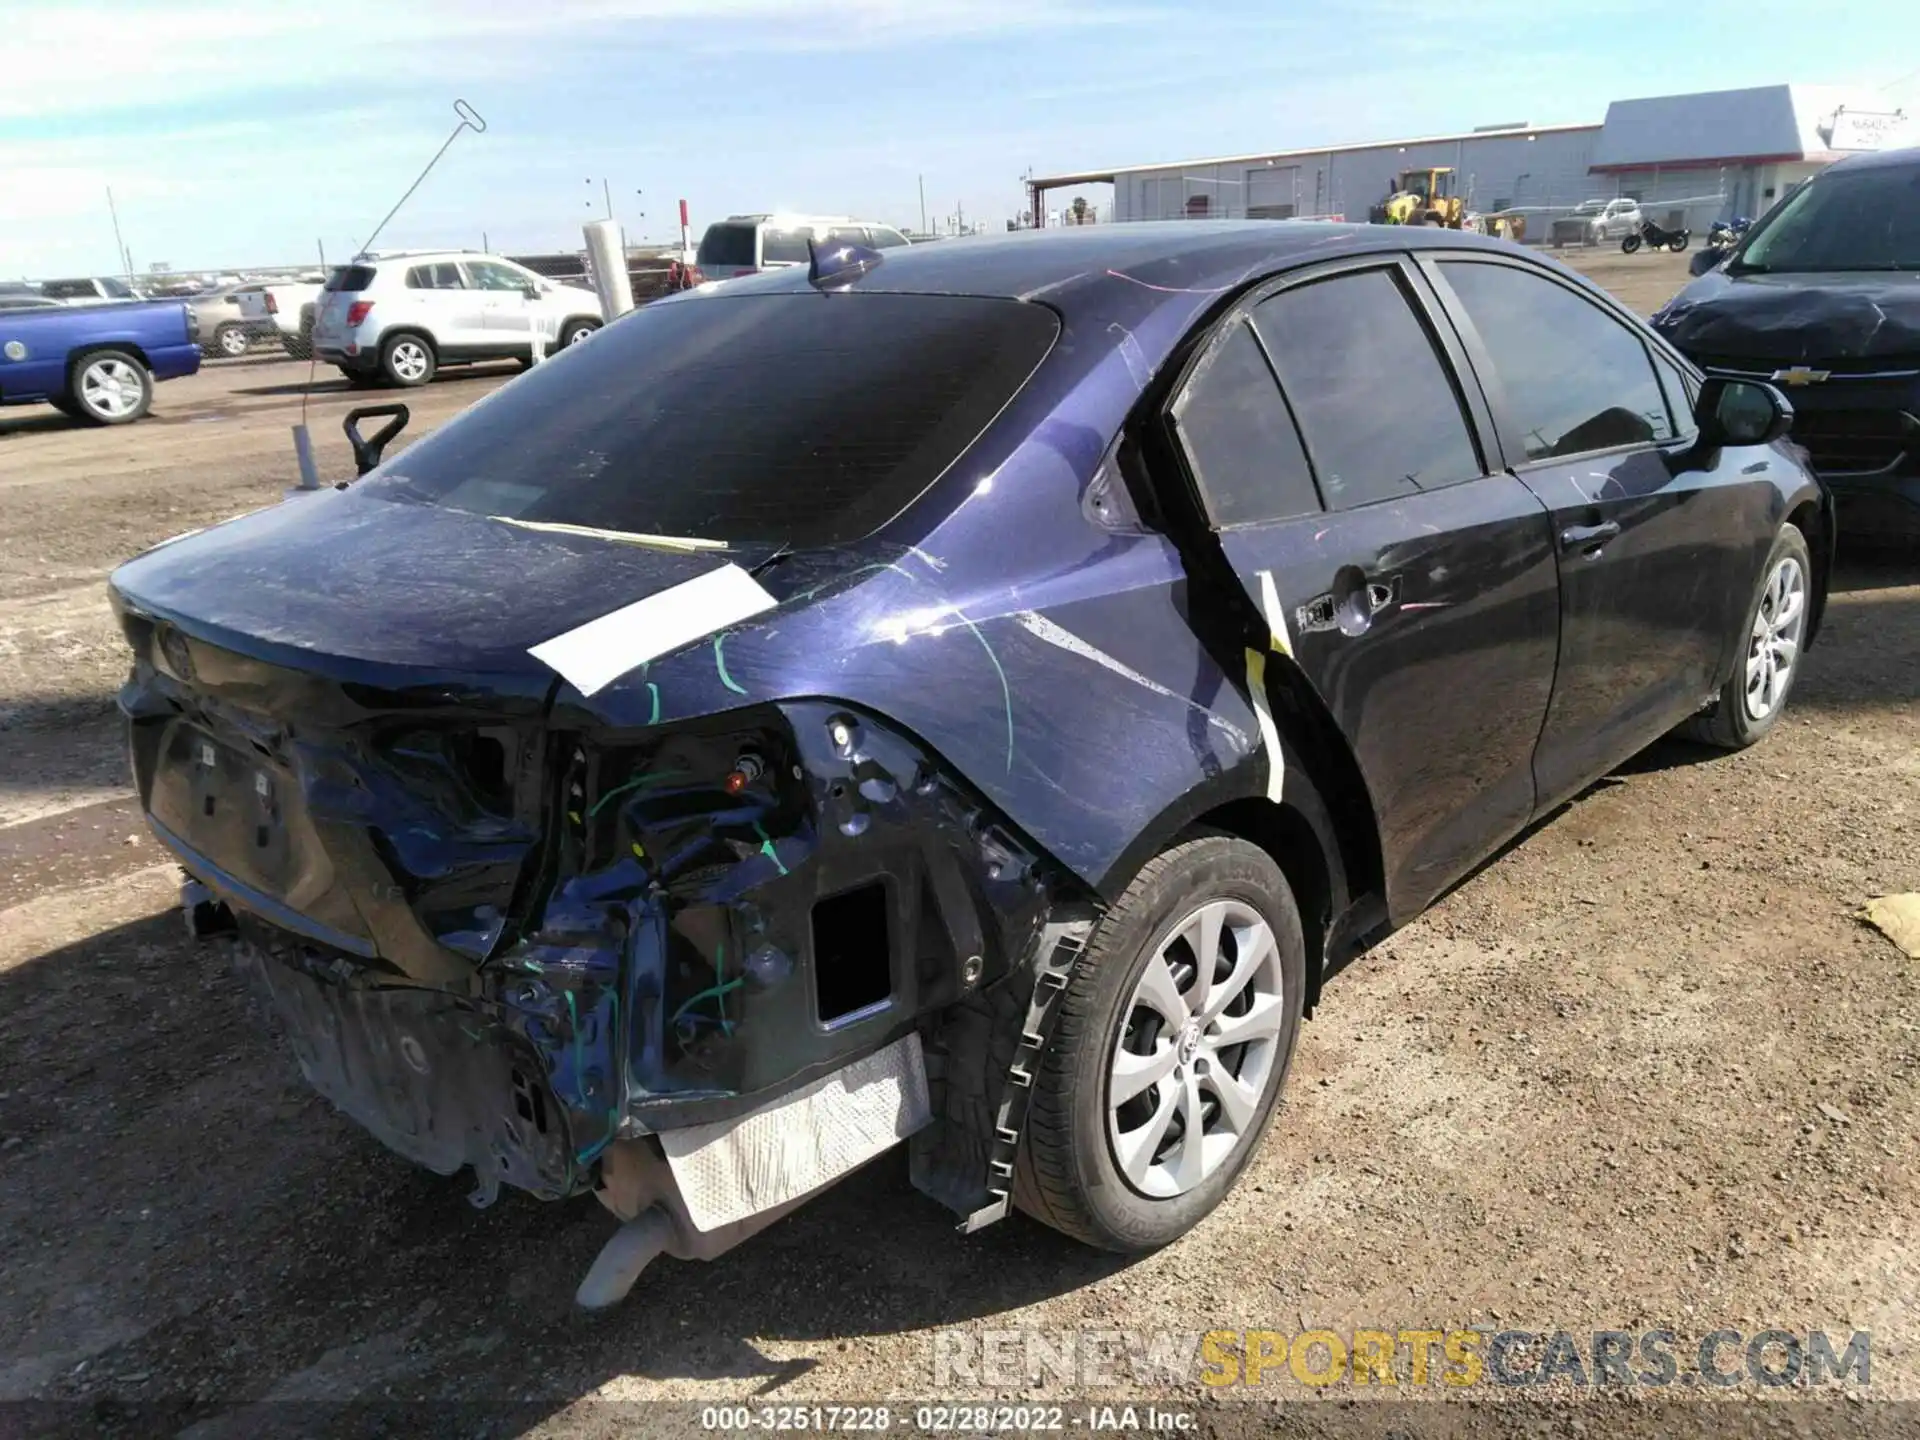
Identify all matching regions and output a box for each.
[527,561,776,697]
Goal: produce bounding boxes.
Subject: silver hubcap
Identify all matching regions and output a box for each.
[219,328,248,355]
[1745,555,1806,721]
[1108,899,1283,1199]
[566,324,595,346]
[391,341,429,380]
[81,359,143,418]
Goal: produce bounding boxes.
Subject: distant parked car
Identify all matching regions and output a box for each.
[312,250,606,387]
[1550,199,1643,247]
[238,279,324,359]
[0,298,201,423]
[39,276,145,305]
[187,285,278,357]
[693,213,911,281]
[1655,144,1920,539]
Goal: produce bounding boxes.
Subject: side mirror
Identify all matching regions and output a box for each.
[1688,249,1721,277]
[1695,377,1793,449]
[521,282,541,300]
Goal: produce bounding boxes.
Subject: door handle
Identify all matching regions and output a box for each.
[1560,520,1620,554]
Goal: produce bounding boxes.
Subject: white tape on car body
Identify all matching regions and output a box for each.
[528,561,776,697]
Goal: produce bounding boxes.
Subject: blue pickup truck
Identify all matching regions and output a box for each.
[0,300,202,425]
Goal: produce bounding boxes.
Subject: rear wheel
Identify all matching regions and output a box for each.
[559,317,601,347]
[1671,233,1690,253]
[379,332,436,387]
[1015,834,1305,1252]
[1679,524,1812,749]
[68,350,153,425]
[214,324,250,358]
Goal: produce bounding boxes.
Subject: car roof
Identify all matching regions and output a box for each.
[1827,144,1920,174]
[728,219,1547,319]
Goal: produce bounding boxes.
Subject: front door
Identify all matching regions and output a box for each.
[1420,253,1769,811]
[1163,258,1561,922]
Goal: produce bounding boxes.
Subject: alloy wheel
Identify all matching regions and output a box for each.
[1745,554,1806,721]
[390,340,430,382]
[218,327,249,356]
[81,360,144,419]
[1107,899,1284,1199]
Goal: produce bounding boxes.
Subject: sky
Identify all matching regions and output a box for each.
[2,0,1916,278]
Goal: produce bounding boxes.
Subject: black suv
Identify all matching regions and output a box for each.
[1656,145,1920,538]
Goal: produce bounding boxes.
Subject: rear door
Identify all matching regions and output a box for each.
[1420,253,1765,811]
[1164,257,1561,922]
[464,259,536,351]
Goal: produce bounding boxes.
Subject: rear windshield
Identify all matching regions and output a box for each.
[696,224,756,268]
[325,265,378,292]
[1734,162,1920,273]
[361,293,1059,548]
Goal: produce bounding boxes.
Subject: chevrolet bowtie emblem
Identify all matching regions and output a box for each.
[1770,366,1831,386]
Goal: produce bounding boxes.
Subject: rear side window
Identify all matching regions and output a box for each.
[696,223,757,268]
[405,263,465,290]
[1171,320,1319,527]
[1437,260,1675,460]
[1250,268,1483,509]
[326,266,378,292]
[760,229,812,265]
[362,294,1060,547]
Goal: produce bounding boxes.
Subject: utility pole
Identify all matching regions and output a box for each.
[106,185,132,284]
[956,198,965,235]
[918,175,927,235]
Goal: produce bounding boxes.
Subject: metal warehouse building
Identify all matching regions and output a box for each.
[1029,84,1911,237]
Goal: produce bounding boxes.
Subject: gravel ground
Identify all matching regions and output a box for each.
[1,249,1915,1437]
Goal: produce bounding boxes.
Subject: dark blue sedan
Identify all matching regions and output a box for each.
[108,221,1829,1303]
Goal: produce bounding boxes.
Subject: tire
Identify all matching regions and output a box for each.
[379,331,436,387]
[68,350,153,425]
[1678,524,1813,750]
[338,367,379,388]
[47,395,79,419]
[284,338,313,361]
[559,317,601,348]
[1014,834,1306,1252]
[1671,234,1690,253]
[214,324,250,358]
[1621,234,1642,254]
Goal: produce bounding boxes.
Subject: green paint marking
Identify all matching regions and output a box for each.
[713,633,747,695]
[669,977,745,1030]
[646,681,661,726]
[949,607,1015,772]
[753,821,789,876]
[588,765,694,817]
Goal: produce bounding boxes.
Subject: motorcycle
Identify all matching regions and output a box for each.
[1621,218,1691,254]
[1707,216,1752,252]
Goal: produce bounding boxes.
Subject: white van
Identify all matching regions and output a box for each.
[694,214,911,280]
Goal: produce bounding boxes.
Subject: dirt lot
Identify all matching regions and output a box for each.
[2,250,1916,1435]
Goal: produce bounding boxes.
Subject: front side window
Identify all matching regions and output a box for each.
[1171,320,1319,527]
[868,227,910,249]
[1250,268,1483,509]
[99,277,135,298]
[360,293,1059,548]
[1437,260,1675,460]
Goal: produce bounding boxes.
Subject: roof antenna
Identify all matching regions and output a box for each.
[806,234,884,290]
[293,100,487,488]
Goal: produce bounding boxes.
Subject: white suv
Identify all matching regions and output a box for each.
[694,214,910,281]
[312,250,606,387]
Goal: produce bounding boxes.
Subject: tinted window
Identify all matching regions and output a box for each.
[1250,268,1482,509]
[42,279,96,299]
[827,227,867,247]
[1438,261,1674,460]
[760,229,812,265]
[1172,320,1319,527]
[1736,162,1920,272]
[326,266,377,292]
[1653,352,1696,439]
[696,223,756,267]
[466,260,529,291]
[362,294,1058,547]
